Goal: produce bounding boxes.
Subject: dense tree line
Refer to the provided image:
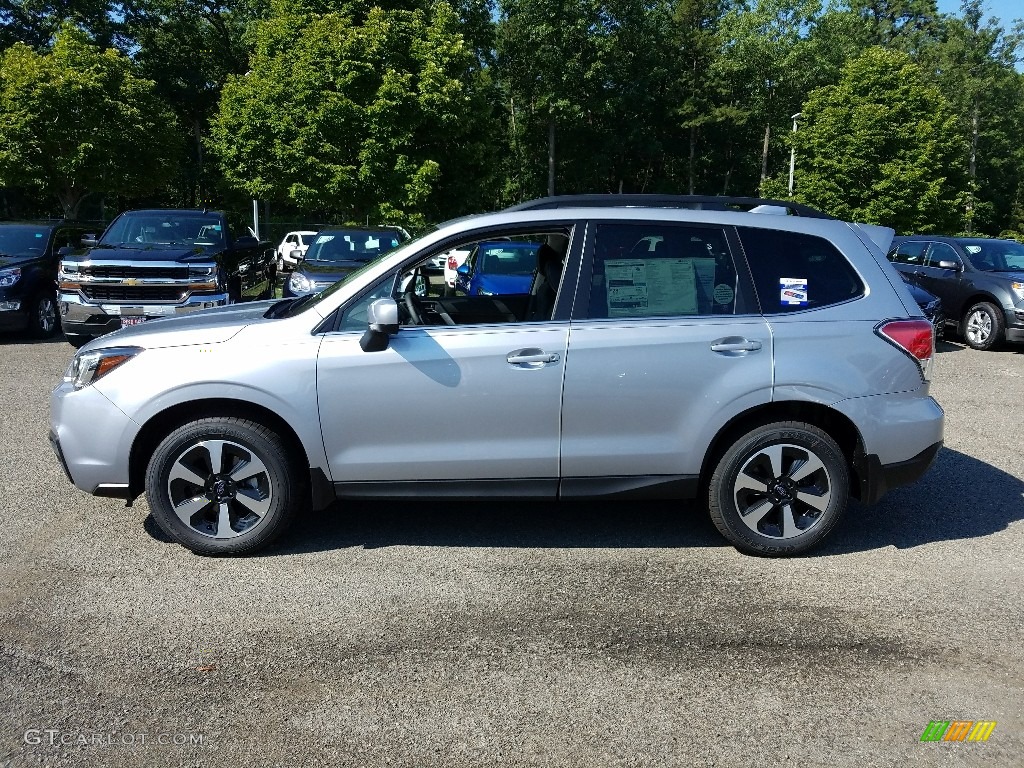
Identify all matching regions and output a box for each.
[1,0,1023,235]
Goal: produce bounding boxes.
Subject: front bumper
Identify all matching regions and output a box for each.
[58,291,228,337]
[0,306,28,332]
[1006,308,1024,343]
[50,379,140,496]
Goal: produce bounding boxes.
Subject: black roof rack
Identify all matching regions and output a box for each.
[502,194,834,219]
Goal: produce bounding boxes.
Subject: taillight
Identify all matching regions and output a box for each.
[447,255,457,270]
[876,318,934,379]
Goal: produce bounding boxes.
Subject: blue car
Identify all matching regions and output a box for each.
[455,241,540,296]
[285,227,408,297]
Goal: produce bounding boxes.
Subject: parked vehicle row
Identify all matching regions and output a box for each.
[49,195,943,560]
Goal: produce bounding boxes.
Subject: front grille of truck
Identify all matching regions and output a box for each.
[81,286,186,302]
[80,265,189,280]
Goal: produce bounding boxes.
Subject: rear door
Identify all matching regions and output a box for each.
[558,220,772,491]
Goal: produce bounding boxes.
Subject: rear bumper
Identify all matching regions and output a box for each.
[855,441,942,505]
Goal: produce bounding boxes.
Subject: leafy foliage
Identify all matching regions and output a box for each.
[791,47,966,233]
[0,24,181,217]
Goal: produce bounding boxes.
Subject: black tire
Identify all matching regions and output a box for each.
[145,417,302,556]
[65,333,92,348]
[708,421,848,556]
[28,293,60,338]
[960,301,1003,350]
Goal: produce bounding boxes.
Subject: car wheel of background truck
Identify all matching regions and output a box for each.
[708,421,848,557]
[145,417,301,556]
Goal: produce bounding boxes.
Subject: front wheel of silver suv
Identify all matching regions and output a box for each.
[145,417,301,555]
[708,422,848,556]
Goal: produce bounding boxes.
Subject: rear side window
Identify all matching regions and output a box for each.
[739,228,864,314]
[587,223,742,319]
[889,240,928,265]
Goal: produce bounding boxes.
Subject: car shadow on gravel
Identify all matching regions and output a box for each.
[0,333,68,346]
[261,497,727,555]
[818,446,1024,555]
[141,449,1021,557]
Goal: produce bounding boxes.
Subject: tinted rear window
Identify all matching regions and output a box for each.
[739,228,864,314]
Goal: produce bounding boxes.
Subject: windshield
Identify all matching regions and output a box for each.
[304,230,404,262]
[962,240,1024,271]
[101,213,225,248]
[479,242,539,275]
[0,225,51,256]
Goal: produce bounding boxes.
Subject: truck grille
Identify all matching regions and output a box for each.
[81,265,189,280]
[81,286,186,302]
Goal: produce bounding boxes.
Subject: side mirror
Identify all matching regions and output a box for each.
[57,246,74,257]
[82,236,98,247]
[233,235,260,249]
[456,264,470,276]
[936,260,959,271]
[290,249,303,260]
[360,298,399,352]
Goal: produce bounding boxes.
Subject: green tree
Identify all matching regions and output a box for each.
[0,24,182,217]
[791,47,966,232]
[208,1,493,226]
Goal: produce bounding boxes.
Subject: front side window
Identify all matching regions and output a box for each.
[586,223,739,319]
[926,242,962,269]
[739,227,864,314]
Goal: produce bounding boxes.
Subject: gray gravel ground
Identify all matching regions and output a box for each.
[0,333,1021,768]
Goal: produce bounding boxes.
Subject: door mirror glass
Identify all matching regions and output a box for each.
[936,260,959,271]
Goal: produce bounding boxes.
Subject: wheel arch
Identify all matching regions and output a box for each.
[698,401,866,500]
[128,398,312,502]
[956,291,1004,322]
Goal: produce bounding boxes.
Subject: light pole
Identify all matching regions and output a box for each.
[788,112,802,197]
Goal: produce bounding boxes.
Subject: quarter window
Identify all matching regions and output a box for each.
[587,223,740,319]
[889,241,928,265]
[739,228,864,314]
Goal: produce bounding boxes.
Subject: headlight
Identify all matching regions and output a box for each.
[64,347,142,390]
[1012,282,1024,301]
[0,268,21,288]
[289,272,312,294]
[187,265,218,289]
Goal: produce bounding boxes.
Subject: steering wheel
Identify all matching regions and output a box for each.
[403,289,425,325]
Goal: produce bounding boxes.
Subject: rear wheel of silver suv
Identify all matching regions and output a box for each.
[145,417,301,555]
[708,422,848,556]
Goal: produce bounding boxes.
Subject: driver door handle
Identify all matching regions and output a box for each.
[507,348,560,365]
[710,338,762,353]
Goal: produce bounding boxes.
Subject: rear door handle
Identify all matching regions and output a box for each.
[710,338,762,353]
[507,348,560,365]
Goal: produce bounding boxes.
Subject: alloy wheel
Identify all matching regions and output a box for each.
[166,439,273,539]
[732,443,833,540]
[965,309,992,346]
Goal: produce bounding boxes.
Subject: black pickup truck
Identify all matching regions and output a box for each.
[888,235,1024,350]
[57,209,275,346]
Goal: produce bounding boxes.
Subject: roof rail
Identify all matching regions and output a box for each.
[502,194,834,219]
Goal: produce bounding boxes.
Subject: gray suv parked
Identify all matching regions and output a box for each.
[50,196,944,557]
[888,235,1024,350]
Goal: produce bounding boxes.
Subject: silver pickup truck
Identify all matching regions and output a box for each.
[58,208,275,347]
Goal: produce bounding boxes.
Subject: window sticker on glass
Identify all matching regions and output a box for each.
[964,245,982,254]
[316,235,335,244]
[605,259,698,317]
[713,283,735,304]
[780,277,808,306]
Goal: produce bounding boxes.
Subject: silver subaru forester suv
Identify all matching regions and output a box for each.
[50,196,944,557]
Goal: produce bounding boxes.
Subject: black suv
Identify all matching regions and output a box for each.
[0,221,89,338]
[888,236,1024,350]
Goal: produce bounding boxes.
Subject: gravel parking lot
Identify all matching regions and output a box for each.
[1,333,1021,767]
